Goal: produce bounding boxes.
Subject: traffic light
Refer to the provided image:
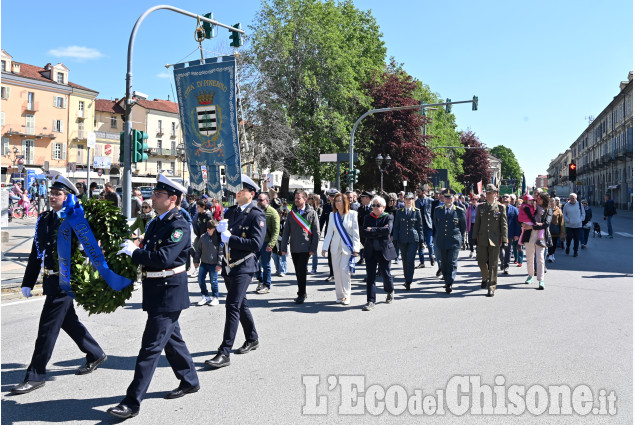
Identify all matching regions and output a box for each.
[420,102,427,116]
[119,131,125,164]
[568,162,577,182]
[342,170,350,184]
[229,23,243,48]
[472,95,478,111]
[445,98,452,113]
[132,129,149,163]
[202,13,213,39]
[353,169,360,184]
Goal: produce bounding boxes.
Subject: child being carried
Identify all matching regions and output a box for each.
[518,195,546,247]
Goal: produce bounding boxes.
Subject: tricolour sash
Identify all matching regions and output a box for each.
[290,209,312,235]
[334,212,356,274]
[57,194,134,297]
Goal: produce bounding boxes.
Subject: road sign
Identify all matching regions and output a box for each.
[97,168,104,176]
[17,158,25,165]
[104,144,112,156]
[87,132,97,148]
[319,154,337,162]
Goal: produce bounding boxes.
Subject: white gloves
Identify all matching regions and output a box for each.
[221,230,232,243]
[22,287,32,298]
[117,239,138,257]
[217,219,228,233]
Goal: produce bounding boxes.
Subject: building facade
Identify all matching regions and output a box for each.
[1,51,98,183]
[548,72,633,208]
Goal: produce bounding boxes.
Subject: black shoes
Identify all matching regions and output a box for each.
[404,281,411,291]
[486,288,495,297]
[416,263,426,269]
[236,340,259,354]
[565,247,570,255]
[444,284,453,294]
[435,268,442,278]
[324,276,334,282]
[205,353,231,369]
[165,385,200,399]
[11,380,45,395]
[294,294,307,304]
[430,258,435,266]
[107,404,139,419]
[573,252,578,257]
[481,280,487,289]
[77,353,107,375]
[386,292,394,304]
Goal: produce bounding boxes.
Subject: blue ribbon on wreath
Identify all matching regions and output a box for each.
[57,194,133,297]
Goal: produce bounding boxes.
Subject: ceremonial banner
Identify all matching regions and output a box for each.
[173,56,241,197]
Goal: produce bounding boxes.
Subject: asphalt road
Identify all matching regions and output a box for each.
[1,207,632,424]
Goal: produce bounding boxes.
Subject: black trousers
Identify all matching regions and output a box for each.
[123,311,199,409]
[365,250,394,303]
[220,272,258,356]
[26,293,104,382]
[291,252,310,296]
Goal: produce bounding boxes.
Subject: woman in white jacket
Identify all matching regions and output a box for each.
[321,193,361,305]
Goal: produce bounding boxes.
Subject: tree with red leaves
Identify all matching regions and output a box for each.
[458,130,491,194]
[358,61,435,192]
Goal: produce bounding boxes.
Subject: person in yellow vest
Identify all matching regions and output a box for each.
[473,184,508,297]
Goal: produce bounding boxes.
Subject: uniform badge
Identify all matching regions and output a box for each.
[242,232,247,237]
[260,220,265,227]
[171,230,183,242]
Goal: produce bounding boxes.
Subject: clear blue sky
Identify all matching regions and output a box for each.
[2,0,632,185]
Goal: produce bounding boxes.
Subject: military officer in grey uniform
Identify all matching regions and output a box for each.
[108,174,199,419]
[12,174,107,395]
[473,183,508,297]
[433,188,466,293]
[392,192,424,290]
[205,174,265,369]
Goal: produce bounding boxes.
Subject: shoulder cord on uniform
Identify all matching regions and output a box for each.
[34,214,45,259]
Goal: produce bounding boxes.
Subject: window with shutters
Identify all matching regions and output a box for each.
[1,86,9,99]
[25,114,35,135]
[1,60,5,72]
[78,101,85,118]
[171,122,176,137]
[57,73,64,84]
[54,96,65,108]
[157,160,162,173]
[53,120,63,132]
[110,116,117,128]
[23,140,34,163]
[53,143,62,159]
[157,120,163,134]
[2,137,9,155]
[27,92,34,110]
[78,121,85,139]
[157,140,162,150]
[171,161,175,173]
[1,111,4,127]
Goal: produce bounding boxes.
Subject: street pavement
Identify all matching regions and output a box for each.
[1,206,632,424]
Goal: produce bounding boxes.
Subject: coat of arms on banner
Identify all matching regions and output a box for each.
[190,90,223,156]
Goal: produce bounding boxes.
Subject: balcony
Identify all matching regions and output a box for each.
[4,126,56,139]
[77,109,85,119]
[22,101,39,113]
[170,132,177,138]
[156,127,164,136]
[154,148,176,157]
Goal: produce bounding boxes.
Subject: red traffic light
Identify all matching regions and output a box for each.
[569,163,576,171]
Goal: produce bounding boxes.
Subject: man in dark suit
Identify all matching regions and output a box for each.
[415,188,435,268]
[393,192,424,290]
[361,196,397,311]
[205,175,265,368]
[433,188,466,294]
[12,174,107,396]
[356,191,373,267]
[319,188,338,281]
[108,174,199,419]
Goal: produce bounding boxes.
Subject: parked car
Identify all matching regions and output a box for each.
[138,186,154,199]
[91,184,104,198]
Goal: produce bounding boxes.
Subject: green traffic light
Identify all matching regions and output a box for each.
[472,96,478,111]
[119,132,125,164]
[229,23,243,48]
[445,98,452,113]
[202,13,213,39]
[133,130,149,163]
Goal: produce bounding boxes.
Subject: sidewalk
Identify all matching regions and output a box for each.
[1,218,38,291]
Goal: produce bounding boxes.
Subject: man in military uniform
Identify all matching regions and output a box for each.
[392,192,424,290]
[473,184,508,297]
[205,175,265,369]
[415,187,435,268]
[108,174,199,419]
[12,174,107,395]
[433,188,466,293]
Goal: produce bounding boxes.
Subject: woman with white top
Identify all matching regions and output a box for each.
[321,193,361,305]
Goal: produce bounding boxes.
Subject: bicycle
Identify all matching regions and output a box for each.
[8,199,38,220]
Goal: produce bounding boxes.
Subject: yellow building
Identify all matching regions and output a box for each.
[1,50,98,184]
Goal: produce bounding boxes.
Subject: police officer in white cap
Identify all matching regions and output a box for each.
[205,174,265,369]
[12,174,108,395]
[108,174,199,419]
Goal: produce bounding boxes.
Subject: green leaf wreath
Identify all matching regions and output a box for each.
[56,199,136,315]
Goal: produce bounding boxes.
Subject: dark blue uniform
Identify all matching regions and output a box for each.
[219,204,266,356]
[21,210,105,382]
[433,204,467,289]
[121,207,199,410]
[362,213,397,302]
[392,207,424,285]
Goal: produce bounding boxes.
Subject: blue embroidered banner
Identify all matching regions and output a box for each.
[173,56,242,197]
[57,195,133,297]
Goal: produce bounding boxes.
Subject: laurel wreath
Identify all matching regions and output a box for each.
[50,199,136,315]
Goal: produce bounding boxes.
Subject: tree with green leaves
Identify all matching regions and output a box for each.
[490,145,523,190]
[244,0,386,196]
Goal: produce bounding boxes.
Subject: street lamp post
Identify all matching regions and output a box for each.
[376,154,391,193]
